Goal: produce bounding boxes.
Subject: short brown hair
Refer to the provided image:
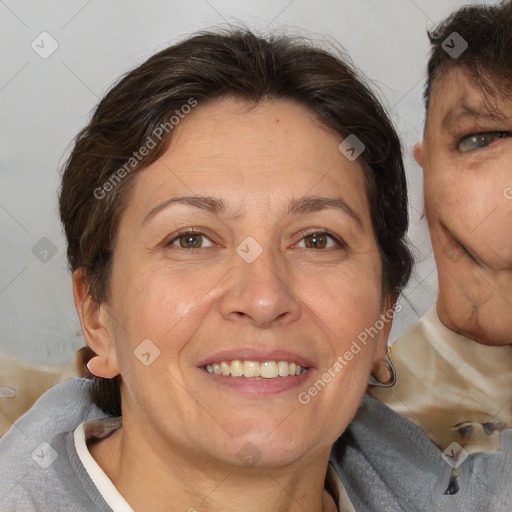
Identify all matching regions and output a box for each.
[425,0,512,110]
[59,28,413,416]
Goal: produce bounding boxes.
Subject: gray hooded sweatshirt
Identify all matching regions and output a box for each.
[0,378,510,511]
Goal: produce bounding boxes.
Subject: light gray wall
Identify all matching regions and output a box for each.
[0,0,493,364]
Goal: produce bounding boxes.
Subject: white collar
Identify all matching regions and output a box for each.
[74,421,134,512]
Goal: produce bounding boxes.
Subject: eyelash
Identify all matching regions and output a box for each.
[457,131,511,153]
[164,228,346,251]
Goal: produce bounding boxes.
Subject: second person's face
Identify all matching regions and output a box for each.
[417,68,512,345]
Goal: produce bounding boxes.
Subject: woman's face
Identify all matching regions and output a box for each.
[101,97,388,468]
[419,68,512,345]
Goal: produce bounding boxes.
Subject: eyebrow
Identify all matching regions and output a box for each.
[441,101,508,129]
[288,195,363,227]
[142,194,363,227]
[143,196,228,224]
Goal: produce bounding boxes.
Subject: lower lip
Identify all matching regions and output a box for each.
[199,368,313,396]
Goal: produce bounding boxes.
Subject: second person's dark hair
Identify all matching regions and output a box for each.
[425,1,512,109]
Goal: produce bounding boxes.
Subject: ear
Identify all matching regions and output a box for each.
[72,269,120,379]
[370,296,395,383]
[413,142,424,167]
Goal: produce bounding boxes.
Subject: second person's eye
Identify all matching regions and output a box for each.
[457,131,511,152]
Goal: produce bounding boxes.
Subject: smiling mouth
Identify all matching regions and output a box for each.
[202,360,308,379]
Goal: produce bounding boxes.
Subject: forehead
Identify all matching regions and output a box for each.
[139,97,367,202]
[426,68,512,131]
[167,96,339,160]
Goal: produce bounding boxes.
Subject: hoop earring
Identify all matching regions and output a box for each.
[369,351,396,388]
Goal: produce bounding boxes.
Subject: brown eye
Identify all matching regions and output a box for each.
[167,231,214,249]
[178,234,203,249]
[304,233,328,249]
[298,231,342,250]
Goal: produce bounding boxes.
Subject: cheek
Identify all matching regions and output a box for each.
[298,260,383,346]
[424,167,462,218]
[425,160,512,269]
[425,155,512,221]
[107,261,224,368]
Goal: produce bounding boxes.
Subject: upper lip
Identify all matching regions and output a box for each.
[196,348,316,369]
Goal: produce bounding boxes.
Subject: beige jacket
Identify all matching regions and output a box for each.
[0,353,80,437]
[370,305,512,454]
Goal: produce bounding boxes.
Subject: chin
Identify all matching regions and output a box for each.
[460,322,512,347]
[205,435,312,470]
[438,293,512,346]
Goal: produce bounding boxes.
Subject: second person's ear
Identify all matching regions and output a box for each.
[413,142,424,167]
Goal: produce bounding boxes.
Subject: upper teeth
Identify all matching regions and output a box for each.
[204,360,306,378]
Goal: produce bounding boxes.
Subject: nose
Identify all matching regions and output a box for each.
[219,247,301,329]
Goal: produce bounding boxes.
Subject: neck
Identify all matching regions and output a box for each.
[89,420,338,512]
